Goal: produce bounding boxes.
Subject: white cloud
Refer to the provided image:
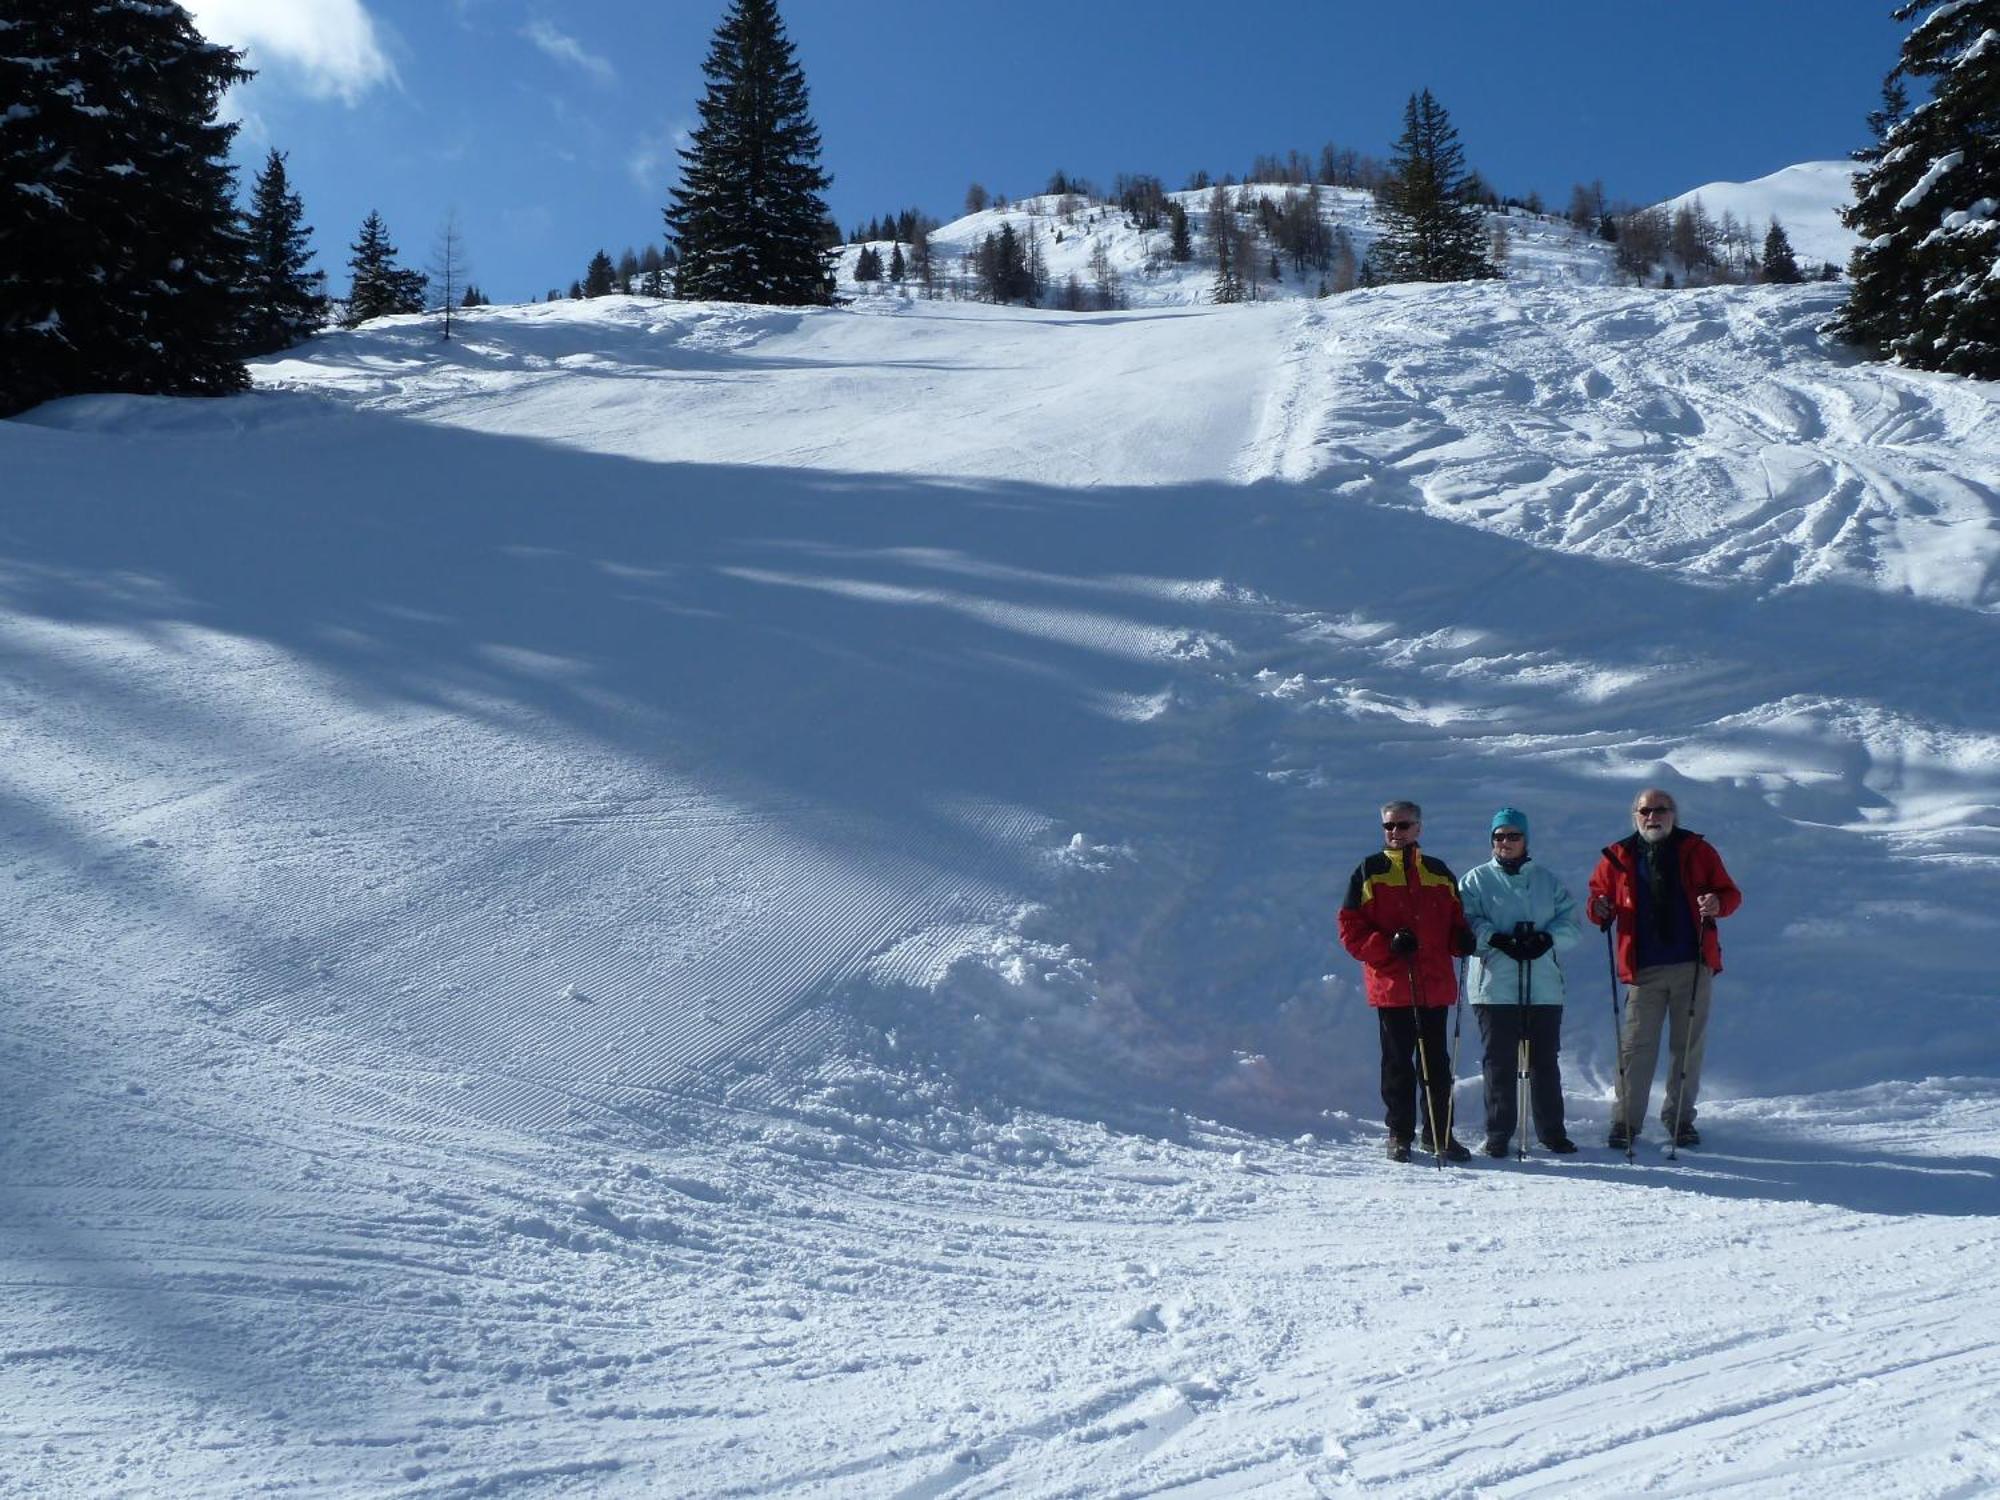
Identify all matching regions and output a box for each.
[185,0,395,104]
[523,20,616,85]
[629,121,693,193]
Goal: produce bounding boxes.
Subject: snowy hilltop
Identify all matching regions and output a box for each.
[838,183,1620,306]
[4,271,1998,1494]
[1659,159,1858,271]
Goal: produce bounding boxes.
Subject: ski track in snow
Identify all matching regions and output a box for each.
[2,278,1997,1495]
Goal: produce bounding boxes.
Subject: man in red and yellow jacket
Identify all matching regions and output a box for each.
[1339,799,1476,1162]
[1587,787,1743,1150]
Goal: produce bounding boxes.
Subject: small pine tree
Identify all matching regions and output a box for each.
[1209,189,1244,304]
[1167,200,1193,262]
[1374,89,1497,284]
[583,249,617,297]
[908,223,935,297]
[240,149,328,356]
[888,243,906,282]
[345,212,427,326]
[1832,1,1999,377]
[853,245,882,282]
[665,0,834,305]
[1760,219,1802,284]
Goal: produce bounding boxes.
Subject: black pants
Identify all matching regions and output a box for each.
[1378,1006,1454,1143]
[1476,1004,1565,1144]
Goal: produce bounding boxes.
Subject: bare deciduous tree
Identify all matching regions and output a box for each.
[428,209,470,342]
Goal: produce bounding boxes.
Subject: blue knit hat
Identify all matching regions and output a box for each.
[1491,806,1529,840]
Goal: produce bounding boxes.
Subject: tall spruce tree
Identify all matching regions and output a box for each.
[665,0,835,305]
[241,149,327,356]
[344,212,426,326]
[583,249,617,298]
[1374,89,1497,284]
[1,1,252,416]
[1832,0,2000,377]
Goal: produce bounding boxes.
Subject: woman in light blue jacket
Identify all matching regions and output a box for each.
[1458,807,1582,1157]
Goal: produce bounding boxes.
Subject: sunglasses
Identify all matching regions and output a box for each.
[1636,806,1675,817]
[1382,819,1416,832]
[1492,830,1524,843]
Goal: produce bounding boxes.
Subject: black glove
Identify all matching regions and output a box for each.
[1450,928,1477,958]
[1488,931,1523,960]
[1520,930,1554,960]
[1388,928,1418,955]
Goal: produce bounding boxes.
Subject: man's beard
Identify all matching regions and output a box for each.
[1638,823,1672,844]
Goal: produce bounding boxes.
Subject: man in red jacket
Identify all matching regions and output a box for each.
[1339,800,1477,1162]
[1587,788,1742,1150]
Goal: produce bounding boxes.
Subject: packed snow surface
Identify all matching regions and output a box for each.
[3,279,1998,1496]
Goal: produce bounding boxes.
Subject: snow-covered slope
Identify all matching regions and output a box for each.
[3,282,1997,1495]
[1660,159,1858,271]
[840,184,1617,307]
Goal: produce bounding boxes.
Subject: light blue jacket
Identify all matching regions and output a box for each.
[1458,858,1582,1007]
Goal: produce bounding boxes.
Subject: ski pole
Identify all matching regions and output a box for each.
[1605,923,1634,1162]
[1666,919,1711,1161]
[1511,922,1534,1160]
[1445,956,1467,1157]
[1407,956,1445,1168]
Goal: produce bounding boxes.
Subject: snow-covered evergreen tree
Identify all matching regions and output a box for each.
[241,150,328,356]
[665,0,835,306]
[344,212,426,326]
[1374,89,1498,285]
[1833,0,2000,377]
[1,1,251,416]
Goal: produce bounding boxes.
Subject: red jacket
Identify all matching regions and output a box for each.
[1588,829,1742,983]
[1338,845,1471,1008]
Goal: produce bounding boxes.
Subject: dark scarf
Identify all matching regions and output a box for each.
[1498,854,1529,875]
[1642,834,1677,943]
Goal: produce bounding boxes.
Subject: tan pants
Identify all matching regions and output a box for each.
[1614,962,1712,1137]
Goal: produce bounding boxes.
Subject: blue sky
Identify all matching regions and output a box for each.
[188,1,1907,305]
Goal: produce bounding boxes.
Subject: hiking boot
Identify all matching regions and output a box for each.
[1422,1135,1472,1163]
[1673,1124,1701,1148]
[1541,1136,1579,1154]
[1386,1136,1412,1163]
[1483,1137,1510,1158]
[1606,1123,1633,1150]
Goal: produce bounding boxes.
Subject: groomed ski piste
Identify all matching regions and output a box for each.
[4,201,1999,1496]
